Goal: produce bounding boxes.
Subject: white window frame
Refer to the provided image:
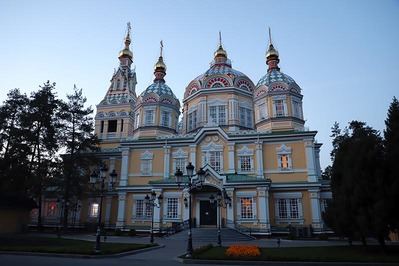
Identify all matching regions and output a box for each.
[274,192,304,224]
[276,144,292,171]
[201,142,224,173]
[272,95,288,118]
[236,192,257,221]
[291,96,303,119]
[166,198,179,219]
[237,145,254,173]
[208,105,227,126]
[188,110,197,131]
[258,102,268,121]
[140,150,153,176]
[172,148,188,174]
[161,108,171,128]
[144,107,156,126]
[239,106,253,128]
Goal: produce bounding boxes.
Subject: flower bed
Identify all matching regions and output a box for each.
[225,245,260,257]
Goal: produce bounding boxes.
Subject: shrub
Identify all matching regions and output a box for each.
[193,244,213,256]
[318,234,329,240]
[225,245,260,257]
[128,229,136,236]
[115,229,123,236]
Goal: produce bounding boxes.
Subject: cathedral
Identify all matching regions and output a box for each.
[33,25,331,236]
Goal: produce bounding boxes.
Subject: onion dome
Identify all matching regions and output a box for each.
[184,32,254,99]
[255,28,301,95]
[118,22,133,59]
[138,41,179,107]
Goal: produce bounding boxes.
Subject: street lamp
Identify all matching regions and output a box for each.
[209,188,231,247]
[90,163,117,253]
[174,162,206,258]
[145,191,163,244]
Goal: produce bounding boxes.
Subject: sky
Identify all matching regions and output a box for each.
[0,0,398,169]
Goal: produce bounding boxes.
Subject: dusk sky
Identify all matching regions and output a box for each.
[0,0,398,169]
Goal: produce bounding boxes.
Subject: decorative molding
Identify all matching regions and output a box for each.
[276,144,292,155]
[237,145,254,156]
[172,148,188,158]
[140,150,154,160]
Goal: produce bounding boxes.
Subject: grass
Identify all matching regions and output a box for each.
[0,235,156,255]
[191,245,399,263]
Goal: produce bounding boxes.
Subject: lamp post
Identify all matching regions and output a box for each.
[174,162,205,258]
[145,191,163,244]
[90,163,117,253]
[209,188,231,247]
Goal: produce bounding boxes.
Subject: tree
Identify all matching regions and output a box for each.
[384,97,399,233]
[326,121,387,247]
[59,85,98,229]
[0,89,31,199]
[25,81,63,229]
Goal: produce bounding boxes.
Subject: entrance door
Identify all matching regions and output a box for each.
[199,200,217,226]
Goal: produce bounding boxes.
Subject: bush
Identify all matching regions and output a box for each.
[128,229,136,236]
[193,244,213,256]
[225,245,260,257]
[115,229,123,236]
[319,234,329,240]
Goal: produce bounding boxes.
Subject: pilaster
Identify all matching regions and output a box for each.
[225,188,235,228]
[309,188,323,233]
[163,145,171,179]
[257,187,271,234]
[119,148,129,186]
[227,142,235,174]
[305,139,317,182]
[255,140,264,179]
[116,192,127,228]
[189,144,197,168]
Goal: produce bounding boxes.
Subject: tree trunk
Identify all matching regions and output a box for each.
[37,193,42,230]
[361,235,367,247]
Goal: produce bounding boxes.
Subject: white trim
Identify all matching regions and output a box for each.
[141,150,154,160]
[274,192,302,199]
[172,148,188,159]
[236,191,257,197]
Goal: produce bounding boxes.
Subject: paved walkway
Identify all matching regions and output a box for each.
[1,230,395,266]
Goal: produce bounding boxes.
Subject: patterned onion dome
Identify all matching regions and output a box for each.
[140,81,178,100]
[255,69,301,96]
[184,45,254,99]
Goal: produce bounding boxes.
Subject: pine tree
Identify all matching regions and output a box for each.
[384,97,399,233]
[326,121,387,246]
[0,89,31,201]
[59,85,98,229]
[25,81,63,229]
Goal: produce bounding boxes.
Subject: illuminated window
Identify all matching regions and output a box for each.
[90,203,99,217]
[46,202,57,216]
[280,155,289,169]
[240,197,253,219]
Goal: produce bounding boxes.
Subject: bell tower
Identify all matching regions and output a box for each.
[95,23,137,139]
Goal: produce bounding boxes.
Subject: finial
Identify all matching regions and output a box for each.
[127,22,131,38]
[219,31,222,47]
[160,40,163,57]
[268,27,272,46]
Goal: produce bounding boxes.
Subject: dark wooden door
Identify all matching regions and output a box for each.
[200,200,217,225]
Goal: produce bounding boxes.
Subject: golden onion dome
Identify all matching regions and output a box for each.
[119,48,133,58]
[266,44,279,58]
[154,56,166,71]
[214,45,227,58]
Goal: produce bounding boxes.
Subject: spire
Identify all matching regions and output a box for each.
[154,40,166,82]
[266,27,280,72]
[119,22,133,65]
[213,31,229,66]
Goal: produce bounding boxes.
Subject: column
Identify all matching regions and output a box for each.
[227,142,235,174]
[225,188,234,228]
[309,188,322,233]
[163,145,171,179]
[305,139,317,182]
[189,144,196,167]
[104,196,112,227]
[119,148,129,186]
[198,99,207,127]
[153,189,163,231]
[116,192,126,228]
[255,141,264,179]
[256,187,271,234]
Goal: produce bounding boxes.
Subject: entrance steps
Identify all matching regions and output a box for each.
[165,227,253,242]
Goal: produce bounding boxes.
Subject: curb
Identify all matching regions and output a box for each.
[0,244,165,259]
[180,258,398,265]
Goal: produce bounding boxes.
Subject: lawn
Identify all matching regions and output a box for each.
[192,245,399,263]
[0,236,156,255]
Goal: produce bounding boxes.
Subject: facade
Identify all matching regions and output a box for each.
[33,26,331,235]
